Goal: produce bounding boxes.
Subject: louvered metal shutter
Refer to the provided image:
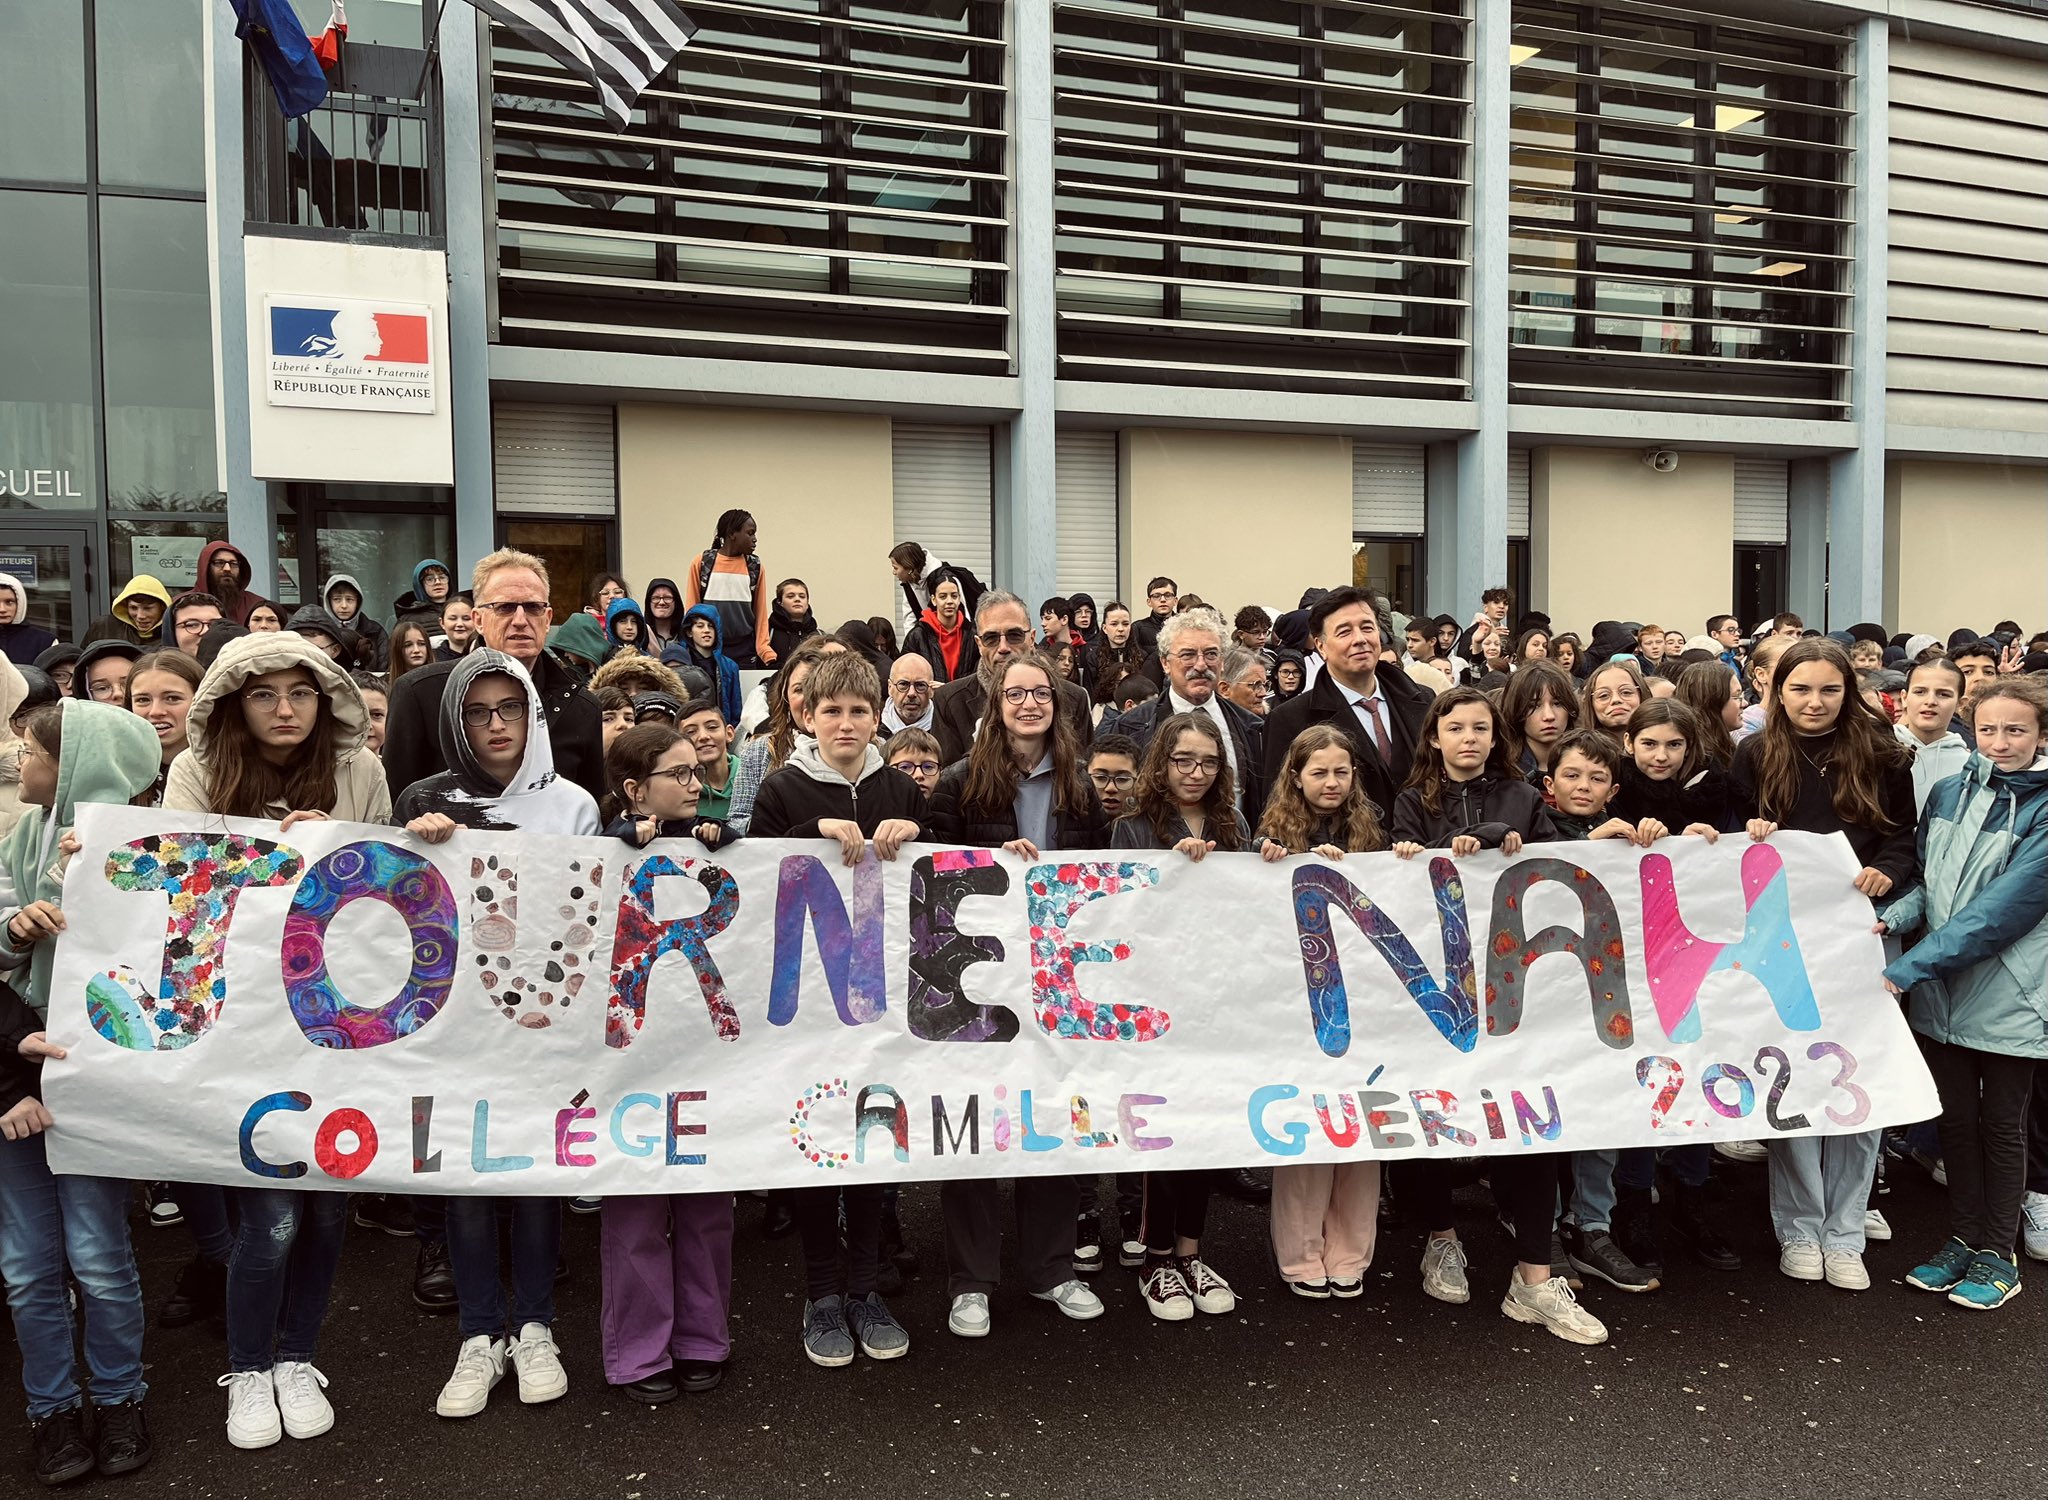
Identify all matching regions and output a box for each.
[1733,457,1789,544]
[1508,449,1531,537]
[1055,430,1119,605]
[891,424,994,587]
[1351,442,1426,534]
[492,404,616,515]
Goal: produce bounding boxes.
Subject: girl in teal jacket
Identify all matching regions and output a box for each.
[1880,678,2048,1311]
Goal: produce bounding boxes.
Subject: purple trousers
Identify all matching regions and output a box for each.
[599,1193,734,1384]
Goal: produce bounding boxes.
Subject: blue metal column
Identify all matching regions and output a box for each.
[995,1,1058,607]
[1438,0,1510,620]
[441,15,497,573]
[1824,17,1888,629]
[205,3,273,590]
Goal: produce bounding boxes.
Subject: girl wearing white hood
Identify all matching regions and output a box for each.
[393,650,597,1422]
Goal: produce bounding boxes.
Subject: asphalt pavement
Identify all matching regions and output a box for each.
[2,1161,2040,1499]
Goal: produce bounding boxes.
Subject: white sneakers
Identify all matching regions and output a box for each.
[219,1365,333,1449]
[1823,1249,1870,1291]
[2021,1191,2048,1263]
[437,1325,565,1419]
[1031,1279,1105,1321]
[947,1292,991,1338]
[1502,1274,1609,1345]
[219,1370,282,1450]
[436,1336,507,1419]
[1863,1208,1893,1242]
[1714,1140,1769,1164]
[1420,1236,1471,1305]
[273,1361,333,1439]
[1779,1240,1825,1281]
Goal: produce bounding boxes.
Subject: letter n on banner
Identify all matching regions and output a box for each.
[769,854,886,1027]
[1290,859,1477,1058]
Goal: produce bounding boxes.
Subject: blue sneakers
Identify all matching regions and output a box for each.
[1948,1251,2022,1311]
[1906,1237,1975,1292]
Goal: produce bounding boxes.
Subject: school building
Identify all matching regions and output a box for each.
[2,0,2043,640]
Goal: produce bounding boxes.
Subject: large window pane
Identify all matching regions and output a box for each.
[0,1,88,183]
[96,0,207,191]
[100,198,223,513]
[0,191,98,511]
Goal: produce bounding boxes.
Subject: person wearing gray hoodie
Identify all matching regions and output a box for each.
[1895,656,1974,814]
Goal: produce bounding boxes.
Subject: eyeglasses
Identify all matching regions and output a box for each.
[244,687,321,713]
[1088,770,1135,790]
[478,600,550,620]
[1168,754,1222,776]
[1148,589,1176,601]
[1002,684,1055,706]
[892,759,940,777]
[642,763,701,788]
[460,698,527,728]
[1170,648,1222,666]
[890,679,933,694]
[977,628,1031,648]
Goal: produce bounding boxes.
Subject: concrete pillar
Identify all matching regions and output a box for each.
[1826,18,1888,628]
[995,1,1057,609]
[441,16,496,573]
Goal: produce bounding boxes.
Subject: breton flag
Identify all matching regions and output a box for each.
[460,0,697,130]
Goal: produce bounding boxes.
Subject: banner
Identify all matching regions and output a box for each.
[44,806,1938,1194]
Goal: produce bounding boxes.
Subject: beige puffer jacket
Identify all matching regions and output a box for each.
[161,631,392,822]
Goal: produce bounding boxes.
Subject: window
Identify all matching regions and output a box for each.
[1352,539,1422,616]
[95,0,206,191]
[1055,0,1472,393]
[0,191,98,511]
[489,1,1009,370]
[1508,2,1851,415]
[0,2,88,183]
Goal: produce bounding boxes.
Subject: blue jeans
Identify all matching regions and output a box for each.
[227,1188,348,1373]
[1570,1146,1710,1229]
[1769,1131,1880,1252]
[0,1133,147,1419]
[445,1197,560,1340]
[177,1181,234,1263]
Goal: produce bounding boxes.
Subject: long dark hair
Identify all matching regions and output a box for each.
[1625,698,1703,784]
[959,654,1090,824]
[1674,660,1738,769]
[1403,686,1512,817]
[1753,638,1908,830]
[604,720,685,825]
[388,622,432,681]
[203,666,343,818]
[1498,659,1579,768]
[1257,724,1384,854]
[1130,711,1242,850]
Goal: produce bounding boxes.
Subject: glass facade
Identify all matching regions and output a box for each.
[1507,1,1851,414]
[1054,0,1472,393]
[489,0,1010,368]
[0,0,221,621]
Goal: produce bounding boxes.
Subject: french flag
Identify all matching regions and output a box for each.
[367,312,429,363]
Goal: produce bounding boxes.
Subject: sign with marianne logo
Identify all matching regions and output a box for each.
[264,295,438,414]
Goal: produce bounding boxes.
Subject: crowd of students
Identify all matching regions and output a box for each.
[0,526,2043,1487]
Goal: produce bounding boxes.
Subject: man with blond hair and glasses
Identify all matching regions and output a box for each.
[382,549,606,803]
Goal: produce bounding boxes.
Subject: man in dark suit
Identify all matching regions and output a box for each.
[932,589,1093,764]
[1110,605,1265,824]
[1261,586,1432,820]
[383,550,606,803]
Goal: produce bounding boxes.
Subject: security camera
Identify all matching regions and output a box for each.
[1641,449,1678,473]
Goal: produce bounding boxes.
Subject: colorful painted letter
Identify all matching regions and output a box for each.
[282,841,458,1049]
[1291,858,1478,1057]
[1025,860,1165,1041]
[1485,858,1635,1047]
[769,854,887,1027]
[606,854,741,1048]
[1639,841,1819,1043]
[906,851,1018,1042]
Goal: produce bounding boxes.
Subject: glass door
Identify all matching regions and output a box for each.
[499,518,615,625]
[0,525,95,643]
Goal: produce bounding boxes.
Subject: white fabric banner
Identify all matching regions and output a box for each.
[43,806,1938,1194]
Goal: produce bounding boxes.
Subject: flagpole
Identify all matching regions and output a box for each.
[409,0,455,101]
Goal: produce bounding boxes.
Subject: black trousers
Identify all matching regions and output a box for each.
[940,1177,1079,1298]
[2026,1061,2048,1196]
[795,1184,883,1300]
[1141,1171,1213,1255]
[1923,1036,2037,1256]
[1400,1156,1556,1267]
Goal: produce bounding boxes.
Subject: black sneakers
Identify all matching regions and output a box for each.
[158,1255,225,1331]
[1566,1226,1660,1293]
[93,1399,153,1478]
[30,1406,93,1486]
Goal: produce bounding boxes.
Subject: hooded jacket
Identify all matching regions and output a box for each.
[69,639,143,700]
[672,604,743,727]
[0,575,58,665]
[285,604,356,664]
[546,612,609,676]
[323,573,389,665]
[194,540,270,626]
[1391,771,1559,851]
[1895,721,1972,815]
[767,592,819,665]
[161,631,391,823]
[903,603,978,686]
[1067,592,1101,649]
[0,653,30,841]
[1880,751,2048,1059]
[391,650,600,835]
[384,641,605,808]
[747,739,928,841]
[643,577,686,652]
[604,597,649,658]
[392,558,454,631]
[82,574,174,647]
[0,700,164,1013]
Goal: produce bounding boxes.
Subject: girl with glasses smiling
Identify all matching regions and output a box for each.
[1110,711,1247,1323]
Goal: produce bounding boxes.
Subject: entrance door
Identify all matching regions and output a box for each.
[0,527,94,644]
